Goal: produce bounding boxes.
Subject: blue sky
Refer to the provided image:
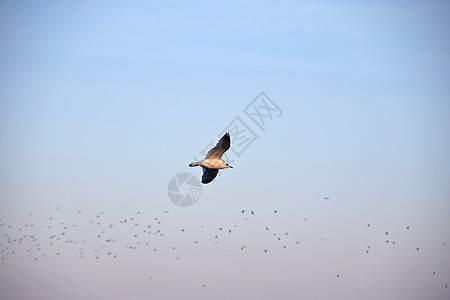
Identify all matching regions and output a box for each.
[1,0,450,299]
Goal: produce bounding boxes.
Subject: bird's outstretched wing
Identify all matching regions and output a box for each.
[201,167,219,184]
[205,132,231,159]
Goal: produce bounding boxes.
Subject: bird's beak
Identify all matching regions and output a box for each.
[229,165,233,168]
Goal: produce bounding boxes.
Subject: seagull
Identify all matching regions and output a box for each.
[189,132,233,184]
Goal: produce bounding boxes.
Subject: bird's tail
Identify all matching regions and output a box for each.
[189,161,201,167]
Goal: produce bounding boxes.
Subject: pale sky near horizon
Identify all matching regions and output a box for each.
[1,1,450,299]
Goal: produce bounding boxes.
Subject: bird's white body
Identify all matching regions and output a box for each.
[199,158,230,169]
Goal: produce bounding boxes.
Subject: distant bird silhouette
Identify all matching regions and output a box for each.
[189,132,233,184]
[3,206,448,296]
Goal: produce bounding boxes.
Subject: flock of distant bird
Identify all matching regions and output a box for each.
[0,200,449,291]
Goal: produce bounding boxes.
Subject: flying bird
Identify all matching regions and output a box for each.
[189,132,233,184]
